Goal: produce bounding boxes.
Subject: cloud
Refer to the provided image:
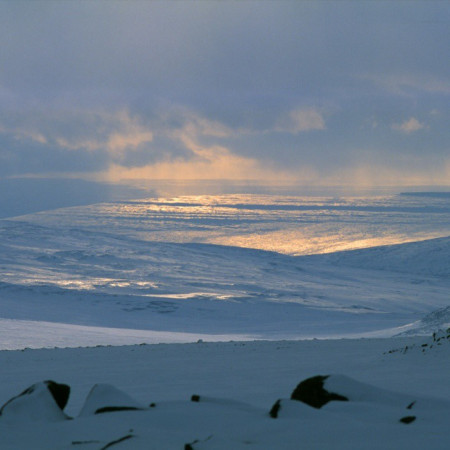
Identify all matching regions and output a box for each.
[0,109,154,159]
[363,73,450,96]
[101,131,295,182]
[392,117,427,134]
[274,109,326,134]
[1,103,447,188]
[99,110,295,183]
[163,108,234,141]
[51,110,154,157]
[0,104,297,182]
[0,2,449,190]
[0,123,48,145]
[102,150,294,183]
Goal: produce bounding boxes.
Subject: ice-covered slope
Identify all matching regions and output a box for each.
[0,193,448,348]
[394,306,450,336]
[305,236,450,278]
[0,221,448,345]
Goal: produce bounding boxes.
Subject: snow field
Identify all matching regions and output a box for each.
[0,192,449,448]
[0,334,449,449]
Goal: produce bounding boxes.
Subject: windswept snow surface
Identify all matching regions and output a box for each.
[0,335,449,449]
[0,192,449,448]
[0,193,449,348]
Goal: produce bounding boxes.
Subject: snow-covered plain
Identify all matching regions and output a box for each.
[0,192,449,448]
[0,193,449,346]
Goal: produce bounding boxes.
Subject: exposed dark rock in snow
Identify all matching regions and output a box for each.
[400,415,416,424]
[269,399,281,418]
[46,380,70,410]
[387,328,450,354]
[0,380,70,422]
[99,434,134,449]
[432,328,450,342]
[184,435,213,449]
[95,406,142,414]
[0,365,449,449]
[290,375,348,408]
[78,384,145,417]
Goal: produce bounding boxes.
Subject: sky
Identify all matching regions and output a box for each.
[0,0,449,192]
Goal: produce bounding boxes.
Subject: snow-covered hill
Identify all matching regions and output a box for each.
[0,193,449,348]
[0,192,448,448]
[305,236,450,278]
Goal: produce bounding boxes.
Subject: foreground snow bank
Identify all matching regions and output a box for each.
[2,374,448,449]
[0,332,448,449]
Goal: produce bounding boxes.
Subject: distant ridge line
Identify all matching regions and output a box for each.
[400,192,450,198]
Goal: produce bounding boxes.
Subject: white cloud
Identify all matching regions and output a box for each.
[274,109,325,134]
[392,117,427,134]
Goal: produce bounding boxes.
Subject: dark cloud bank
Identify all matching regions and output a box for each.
[0,1,448,209]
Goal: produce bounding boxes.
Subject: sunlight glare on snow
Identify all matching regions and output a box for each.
[64,193,450,256]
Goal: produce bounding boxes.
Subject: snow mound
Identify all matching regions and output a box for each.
[78,383,145,417]
[0,335,449,449]
[270,374,419,417]
[0,380,70,423]
[0,374,449,449]
[323,374,417,406]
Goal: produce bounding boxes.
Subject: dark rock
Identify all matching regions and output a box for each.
[95,406,142,414]
[191,394,201,402]
[185,440,199,450]
[46,380,70,410]
[400,415,416,424]
[100,434,133,449]
[290,375,348,409]
[269,399,281,418]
